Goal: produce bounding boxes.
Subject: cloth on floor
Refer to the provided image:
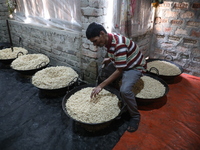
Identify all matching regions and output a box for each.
[113,73,200,150]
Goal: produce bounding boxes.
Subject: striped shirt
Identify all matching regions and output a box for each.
[105,33,147,72]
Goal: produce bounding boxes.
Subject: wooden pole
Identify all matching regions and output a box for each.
[6,20,13,52]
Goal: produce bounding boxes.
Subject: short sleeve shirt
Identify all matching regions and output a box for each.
[105,33,147,72]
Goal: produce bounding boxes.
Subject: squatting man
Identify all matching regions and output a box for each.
[86,22,147,132]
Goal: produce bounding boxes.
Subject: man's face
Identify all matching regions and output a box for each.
[89,31,107,47]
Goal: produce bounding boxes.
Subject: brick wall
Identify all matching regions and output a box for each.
[0,0,82,78]
[151,0,200,77]
[8,20,82,75]
[0,0,9,42]
[80,0,153,82]
[131,30,153,58]
[0,0,110,83]
[80,0,109,83]
[1,0,199,82]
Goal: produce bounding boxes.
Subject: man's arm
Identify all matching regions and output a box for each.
[91,67,124,98]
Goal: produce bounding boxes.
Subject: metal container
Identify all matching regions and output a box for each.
[12,62,49,76]
[135,73,169,104]
[34,77,79,98]
[0,51,25,65]
[62,84,125,132]
[146,58,184,84]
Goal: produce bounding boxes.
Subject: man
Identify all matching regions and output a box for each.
[86,22,147,132]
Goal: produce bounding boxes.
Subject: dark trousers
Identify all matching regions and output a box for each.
[120,69,142,119]
[100,62,142,119]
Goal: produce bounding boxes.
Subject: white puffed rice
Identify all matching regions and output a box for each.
[147,60,181,76]
[32,66,78,89]
[0,47,28,59]
[11,53,50,70]
[66,87,120,124]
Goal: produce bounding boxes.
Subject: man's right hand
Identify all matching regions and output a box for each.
[90,86,102,98]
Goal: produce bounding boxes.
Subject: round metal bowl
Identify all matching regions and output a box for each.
[146,58,184,84]
[34,77,79,97]
[12,62,49,76]
[62,84,125,132]
[135,73,169,104]
[0,58,15,65]
[0,51,26,65]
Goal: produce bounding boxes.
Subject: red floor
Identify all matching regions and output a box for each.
[113,73,200,150]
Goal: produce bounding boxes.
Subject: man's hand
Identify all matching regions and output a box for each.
[91,68,123,98]
[90,86,102,98]
[102,58,111,67]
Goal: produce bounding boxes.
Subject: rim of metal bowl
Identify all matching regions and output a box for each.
[135,73,169,100]
[146,58,184,77]
[62,84,124,126]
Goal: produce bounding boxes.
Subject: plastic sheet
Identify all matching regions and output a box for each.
[113,73,200,150]
[1,64,200,150]
[0,64,130,150]
[13,0,82,31]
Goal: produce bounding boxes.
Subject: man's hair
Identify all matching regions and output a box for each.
[86,22,107,39]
